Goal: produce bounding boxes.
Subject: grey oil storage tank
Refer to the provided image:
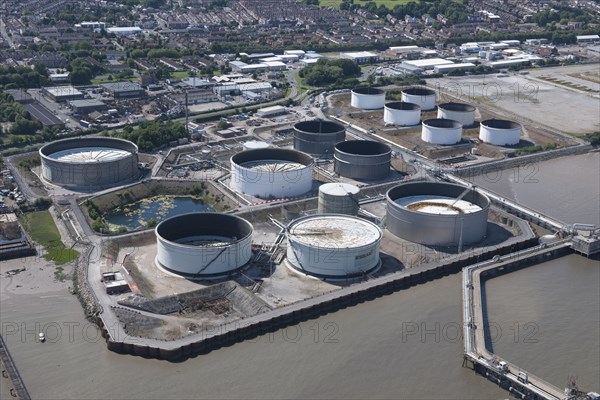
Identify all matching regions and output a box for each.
[40,137,139,188]
[386,182,490,246]
[293,120,346,157]
[318,182,360,215]
[334,140,391,181]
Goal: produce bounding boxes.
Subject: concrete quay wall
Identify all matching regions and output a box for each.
[96,236,539,361]
[453,144,592,179]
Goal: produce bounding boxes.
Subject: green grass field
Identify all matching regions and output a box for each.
[20,211,79,265]
[320,0,413,9]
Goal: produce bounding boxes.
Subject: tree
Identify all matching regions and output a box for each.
[10,118,42,135]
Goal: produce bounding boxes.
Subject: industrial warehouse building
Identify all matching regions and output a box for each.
[434,63,476,74]
[69,99,108,115]
[42,86,85,102]
[100,82,146,99]
[340,51,380,64]
[213,82,273,98]
[256,105,288,118]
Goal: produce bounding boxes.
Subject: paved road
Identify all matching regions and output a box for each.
[0,18,15,49]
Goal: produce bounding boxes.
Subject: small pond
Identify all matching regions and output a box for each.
[106,195,213,230]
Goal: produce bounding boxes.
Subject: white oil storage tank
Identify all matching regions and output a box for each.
[318,183,360,215]
[351,87,386,109]
[384,101,421,126]
[421,119,463,145]
[286,214,381,280]
[401,87,436,111]
[437,103,476,127]
[479,119,522,146]
[243,140,270,151]
[230,148,314,199]
[155,213,253,279]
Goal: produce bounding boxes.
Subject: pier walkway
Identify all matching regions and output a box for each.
[0,334,30,400]
[463,241,573,400]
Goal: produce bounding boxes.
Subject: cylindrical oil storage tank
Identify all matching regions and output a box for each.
[386,182,490,246]
[155,213,253,278]
[318,183,360,215]
[230,148,313,198]
[242,140,270,151]
[351,87,385,110]
[39,137,138,188]
[293,120,346,157]
[421,118,463,145]
[286,214,381,279]
[384,101,421,126]
[334,140,391,181]
[479,119,522,146]
[401,87,436,111]
[437,102,476,127]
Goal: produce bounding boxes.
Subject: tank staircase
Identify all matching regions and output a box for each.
[462,241,581,400]
[0,334,31,400]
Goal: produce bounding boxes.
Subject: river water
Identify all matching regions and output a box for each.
[466,152,600,226]
[0,152,598,399]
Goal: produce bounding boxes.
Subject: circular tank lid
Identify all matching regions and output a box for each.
[47,147,131,163]
[288,215,380,248]
[319,182,360,196]
[240,159,306,172]
[385,101,421,111]
[402,87,436,96]
[352,87,385,95]
[244,140,270,150]
[438,102,476,112]
[480,119,521,129]
[395,195,482,215]
[422,118,462,129]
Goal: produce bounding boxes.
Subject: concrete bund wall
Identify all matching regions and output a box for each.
[96,235,539,361]
[453,144,593,179]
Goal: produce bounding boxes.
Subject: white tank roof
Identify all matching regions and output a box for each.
[240,160,305,172]
[288,215,380,248]
[396,195,482,215]
[243,140,270,150]
[48,147,131,163]
[319,182,360,196]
